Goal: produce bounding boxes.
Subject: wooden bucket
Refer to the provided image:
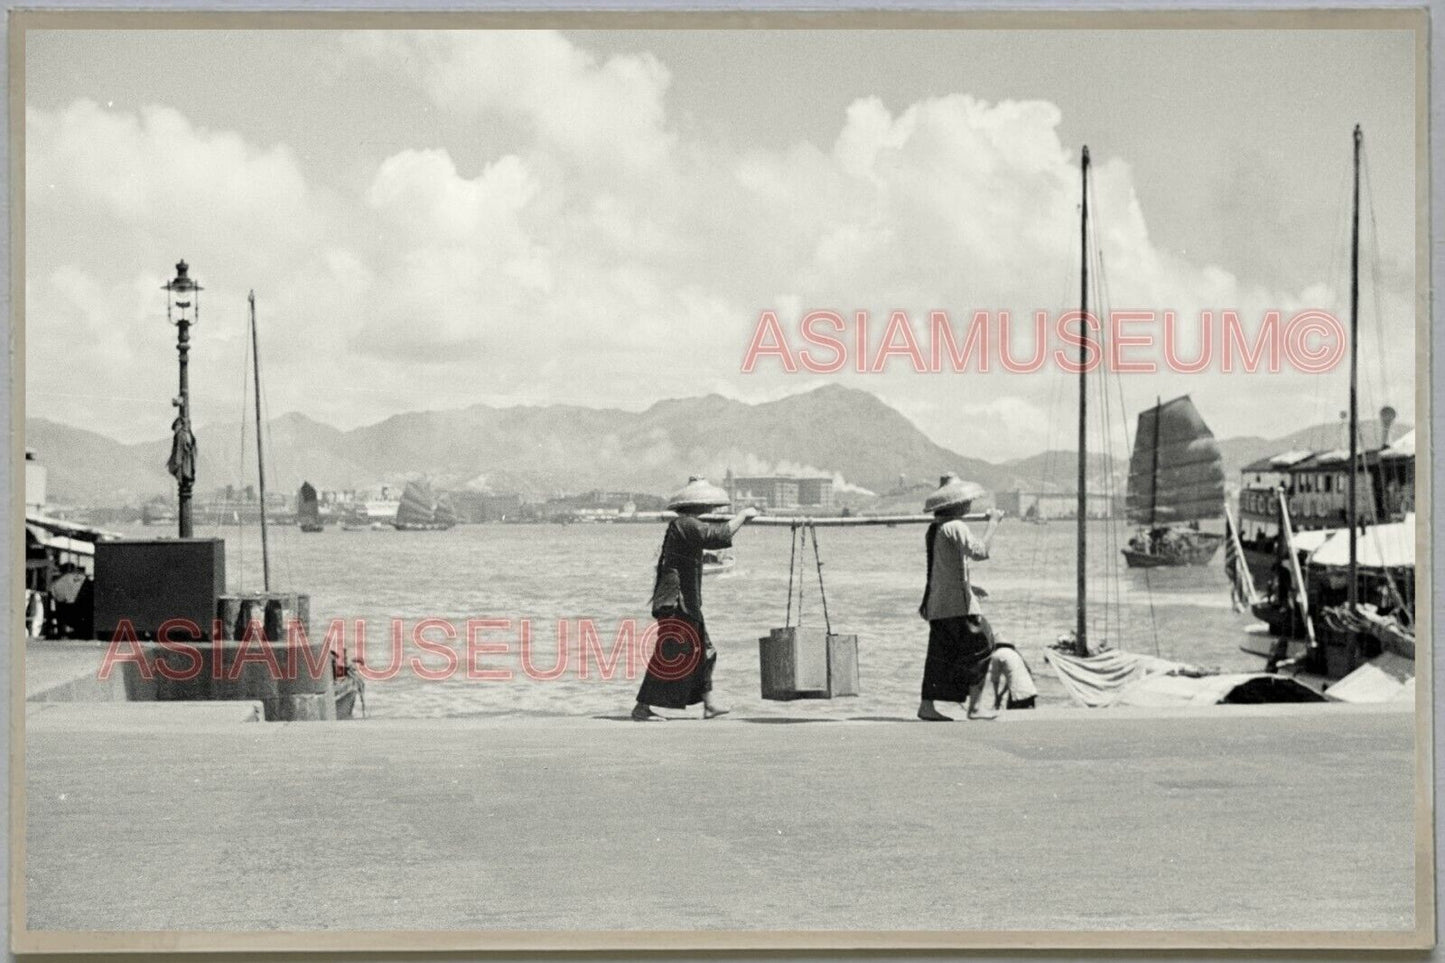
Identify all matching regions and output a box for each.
[758,627,859,700]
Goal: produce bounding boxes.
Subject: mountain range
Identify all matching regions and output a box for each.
[24,386,1409,509]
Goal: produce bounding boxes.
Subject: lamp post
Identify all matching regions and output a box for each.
[163,260,201,538]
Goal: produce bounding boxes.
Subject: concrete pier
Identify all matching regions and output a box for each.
[19,700,1420,948]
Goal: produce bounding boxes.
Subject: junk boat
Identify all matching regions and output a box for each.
[392,480,458,531]
[297,481,324,532]
[1121,396,1226,568]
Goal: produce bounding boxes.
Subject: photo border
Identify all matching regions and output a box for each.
[5,4,1434,954]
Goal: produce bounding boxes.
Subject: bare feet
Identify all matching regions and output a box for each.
[967,709,999,721]
[703,702,731,719]
[917,700,953,721]
[631,704,666,722]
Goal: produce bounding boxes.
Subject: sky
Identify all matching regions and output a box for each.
[23,26,1418,463]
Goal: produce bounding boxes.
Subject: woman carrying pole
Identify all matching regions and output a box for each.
[917,473,1004,721]
[633,476,758,721]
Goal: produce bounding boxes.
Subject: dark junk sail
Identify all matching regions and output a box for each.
[1123,396,1226,567]
[392,480,456,531]
[297,481,323,533]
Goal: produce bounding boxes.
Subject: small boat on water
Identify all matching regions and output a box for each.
[297,481,324,533]
[702,549,735,576]
[1121,396,1225,568]
[392,480,457,531]
[340,509,369,531]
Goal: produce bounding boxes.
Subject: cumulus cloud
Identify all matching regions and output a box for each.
[25,30,1414,460]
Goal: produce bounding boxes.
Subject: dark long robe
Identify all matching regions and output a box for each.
[637,514,733,709]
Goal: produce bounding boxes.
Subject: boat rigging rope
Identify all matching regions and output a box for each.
[1018,255,1079,638]
[809,524,833,636]
[785,520,798,625]
[253,328,295,592]
[235,320,250,592]
[783,521,832,635]
[1361,148,1391,446]
[1089,177,1161,657]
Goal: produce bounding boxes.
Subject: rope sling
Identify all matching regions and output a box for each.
[783,520,832,636]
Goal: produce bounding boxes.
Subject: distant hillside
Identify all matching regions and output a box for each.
[336,384,1010,498]
[26,386,1009,506]
[24,390,1412,509]
[998,450,1125,493]
[1216,416,1406,480]
[130,411,378,496]
[24,418,171,506]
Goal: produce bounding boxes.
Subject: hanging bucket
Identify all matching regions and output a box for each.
[757,522,859,701]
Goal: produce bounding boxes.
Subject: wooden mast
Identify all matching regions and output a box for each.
[1347,125,1360,610]
[1076,145,1090,649]
[249,291,271,592]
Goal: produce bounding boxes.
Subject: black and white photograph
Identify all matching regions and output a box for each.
[9,8,1432,952]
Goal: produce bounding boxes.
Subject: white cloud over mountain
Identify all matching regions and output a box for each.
[25,30,1414,462]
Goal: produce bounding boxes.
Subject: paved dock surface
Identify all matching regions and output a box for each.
[23,704,1417,936]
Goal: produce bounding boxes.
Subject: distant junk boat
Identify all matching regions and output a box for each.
[297,481,324,533]
[391,480,457,531]
[1121,395,1226,568]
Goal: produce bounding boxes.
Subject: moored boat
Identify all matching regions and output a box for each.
[1121,396,1226,568]
[702,549,735,576]
[1240,127,1415,688]
[297,481,324,532]
[392,480,456,531]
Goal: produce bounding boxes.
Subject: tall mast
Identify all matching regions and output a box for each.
[1347,125,1360,610]
[249,291,271,592]
[1076,146,1090,649]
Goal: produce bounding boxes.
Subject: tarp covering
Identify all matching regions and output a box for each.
[1290,527,1342,555]
[1308,514,1415,569]
[1126,395,1225,524]
[1391,677,1416,705]
[24,513,118,543]
[1323,652,1413,703]
[1115,672,1323,708]
[25,525,95,557]
[1042,647,1186,708]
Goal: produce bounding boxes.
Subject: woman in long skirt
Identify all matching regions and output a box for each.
[917,473,1004,721]
[633,477,757,721]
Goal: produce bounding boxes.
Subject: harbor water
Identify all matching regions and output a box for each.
[138,519,1263,719]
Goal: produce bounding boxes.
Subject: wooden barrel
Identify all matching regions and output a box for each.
[134,592,335,721]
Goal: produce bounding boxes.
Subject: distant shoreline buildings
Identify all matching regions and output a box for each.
[724,469,834,511]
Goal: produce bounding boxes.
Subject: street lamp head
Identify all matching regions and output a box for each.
[162,259,203,325]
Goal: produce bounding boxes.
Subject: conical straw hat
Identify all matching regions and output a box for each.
[924,472,986,514]
[668,475,731,510]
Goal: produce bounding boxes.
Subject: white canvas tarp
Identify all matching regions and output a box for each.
[1309,515,1415,569]
[1323,652,1414,703]
[1041,648,1186,708]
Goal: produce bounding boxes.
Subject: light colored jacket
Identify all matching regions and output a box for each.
[920,518,989,621]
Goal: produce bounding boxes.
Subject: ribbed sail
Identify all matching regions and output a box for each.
[1126,395,1225,525]
[395,480,437,526]
[297,482,321,526]
[434,493,458,527]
